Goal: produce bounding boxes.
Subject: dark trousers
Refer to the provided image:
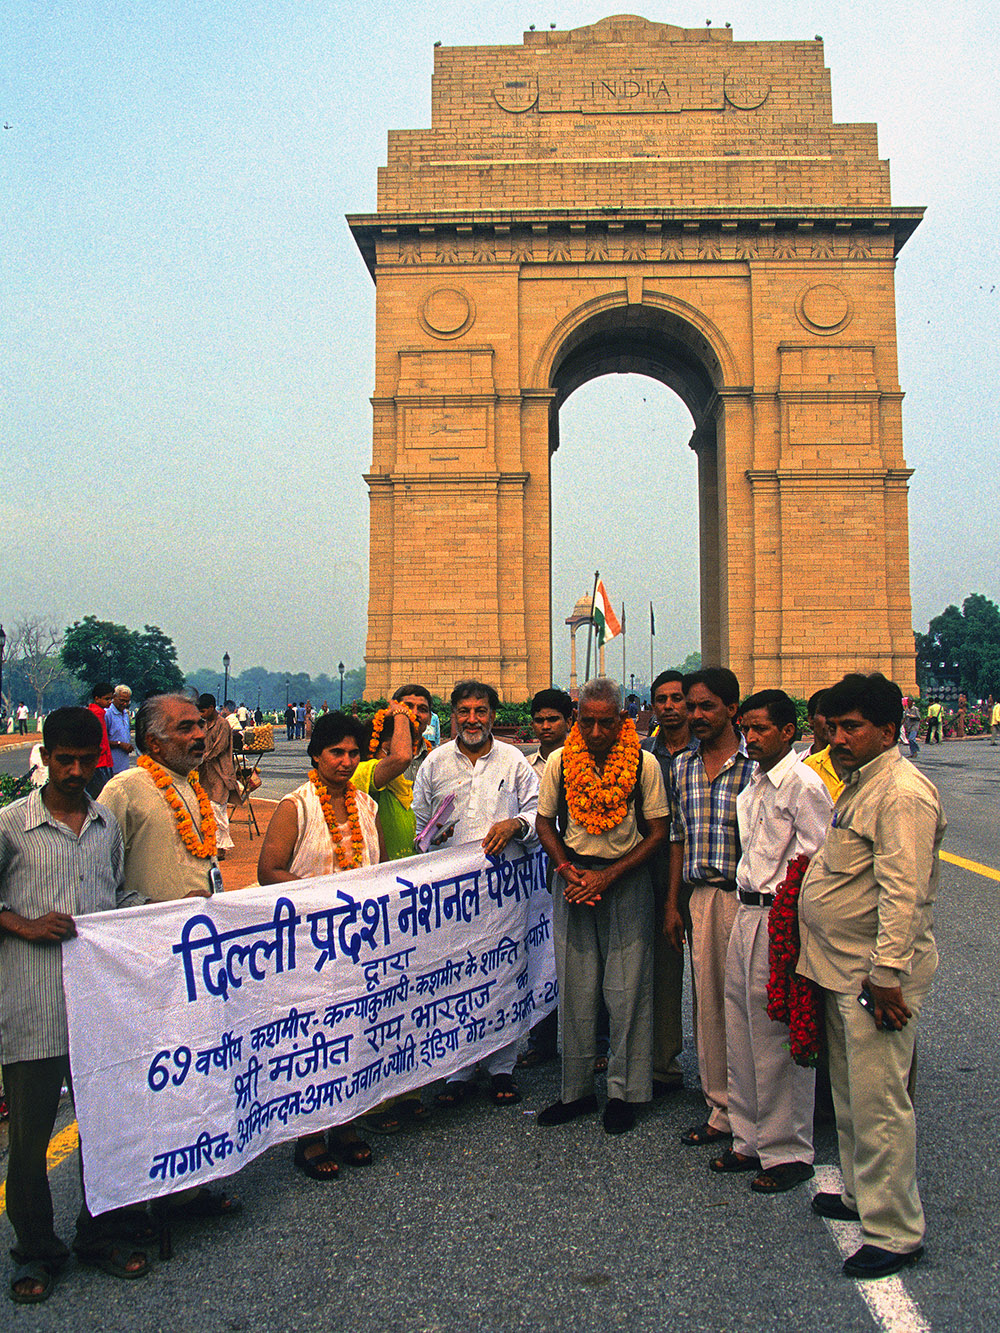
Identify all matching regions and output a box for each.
[2,1057,125,1266]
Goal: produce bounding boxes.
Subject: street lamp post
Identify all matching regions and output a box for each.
[285,676,290,708]
[338,661,345,708]
[0,623,6,718]
[223,652,231,707]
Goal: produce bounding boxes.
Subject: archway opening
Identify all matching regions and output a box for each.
[547,306,726,696]
[551,377,699,697]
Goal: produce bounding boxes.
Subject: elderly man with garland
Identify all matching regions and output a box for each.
[101,693,242,1220]
[413,678,539,1108]
[535,676,670,1135]
[798,673,945,1279]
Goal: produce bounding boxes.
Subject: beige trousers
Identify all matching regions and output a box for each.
[688,882,739,1131]
[825,973,931,1253]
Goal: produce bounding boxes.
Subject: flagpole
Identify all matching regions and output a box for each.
[584,569,599,683]
[649,600,655,689]
[621,602,626,696]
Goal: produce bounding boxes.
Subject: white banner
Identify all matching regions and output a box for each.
[63,843,556,1215]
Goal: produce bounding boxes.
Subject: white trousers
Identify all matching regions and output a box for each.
[210,799,234,851]
[725,906,815,1167]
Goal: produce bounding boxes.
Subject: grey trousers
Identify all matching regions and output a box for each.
[652,877,687,1083]
[1,1057,133,1267]
[725,906,815,1168]
[553,864,654,1103]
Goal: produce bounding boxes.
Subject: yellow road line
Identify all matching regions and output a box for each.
[0,1120,79,1217]
[940,850,1000,882]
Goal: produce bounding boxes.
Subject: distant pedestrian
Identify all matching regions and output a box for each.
[284,703,295,741]
[104,686,134,775]
[85,685,114,798]
[295,702,306,740]
[991,699,1000,746]
[902,698,921,759]
[925,701,943,744]
[15,703,29,736]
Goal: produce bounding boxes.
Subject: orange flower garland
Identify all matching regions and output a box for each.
[368,703,418,756]
[309,768,366,871]
[137,754,217,858]
[562,717,642,835]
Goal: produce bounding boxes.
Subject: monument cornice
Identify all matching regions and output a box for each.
[364,471,530,488]
[745,467,914,488]
[348,206,924,276]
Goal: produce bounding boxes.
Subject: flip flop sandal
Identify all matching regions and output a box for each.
[75,1245,149,1280]
[489,1073,522,1105]
[750,1162,815,1194]
[293,1138,340,1181]
[362,1110,404,1134]
[435,1080,475,1108]
[395,1098,432,1125]
[170,1186,243,1217]
[709,1150,761,1173]
[681,1121,733,1146]
[327,1134,374,1167]
[10,1261,56,1305]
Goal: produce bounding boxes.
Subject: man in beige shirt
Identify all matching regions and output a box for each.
[102,694,223,902]
[100,692,242,1221]
[798,672,945,1280]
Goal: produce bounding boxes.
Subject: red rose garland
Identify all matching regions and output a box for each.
[766,853,823,1066]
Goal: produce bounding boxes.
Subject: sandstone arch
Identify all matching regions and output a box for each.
[350,16,922,699]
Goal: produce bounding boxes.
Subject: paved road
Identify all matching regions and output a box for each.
[1,739,998,1331]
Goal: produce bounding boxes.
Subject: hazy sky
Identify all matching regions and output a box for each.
[2,1,997,689]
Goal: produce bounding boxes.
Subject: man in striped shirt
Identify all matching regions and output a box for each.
[665,667,755,1148]
[0,708,148,1304]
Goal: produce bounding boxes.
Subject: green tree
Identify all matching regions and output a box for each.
[61,617,185,699]
[915,594,1000,697]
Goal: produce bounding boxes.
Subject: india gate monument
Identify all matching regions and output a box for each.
[349,16,922,701]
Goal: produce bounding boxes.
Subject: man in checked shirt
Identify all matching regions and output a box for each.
[664,667,755,1148]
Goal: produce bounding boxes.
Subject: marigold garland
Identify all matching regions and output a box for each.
[766,853,823,1066]
[137,754,217,859]
[368,703,419,756]
[309,768,366,871]
[562,717,642,835]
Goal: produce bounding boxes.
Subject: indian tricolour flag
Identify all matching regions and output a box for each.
[592,579,622,645]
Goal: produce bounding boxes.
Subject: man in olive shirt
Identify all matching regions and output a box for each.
[798,673,945,1279]
[536,677,670,1134]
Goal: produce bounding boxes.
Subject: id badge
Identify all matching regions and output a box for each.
[209,865,224,895]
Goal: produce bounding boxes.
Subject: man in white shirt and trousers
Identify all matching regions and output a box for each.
[711,689,832,1194]
[413,678,539,1108]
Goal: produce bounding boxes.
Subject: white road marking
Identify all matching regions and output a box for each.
[811,1165,931,1333]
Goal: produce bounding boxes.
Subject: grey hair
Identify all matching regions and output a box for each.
[578,676,622,710]
[113,684,132,697]
[134,692,198,753]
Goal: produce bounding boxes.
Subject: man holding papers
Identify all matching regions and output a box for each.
[413,679,539,1107]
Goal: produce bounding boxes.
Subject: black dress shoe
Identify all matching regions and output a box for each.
[812,1192,860,1221]
[602,1098,637,1135]
[537,1094,598,1126]
[843,1244,923,1278]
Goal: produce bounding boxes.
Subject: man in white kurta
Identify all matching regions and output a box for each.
[717,690,832,1193]
[413,679,538,1103]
